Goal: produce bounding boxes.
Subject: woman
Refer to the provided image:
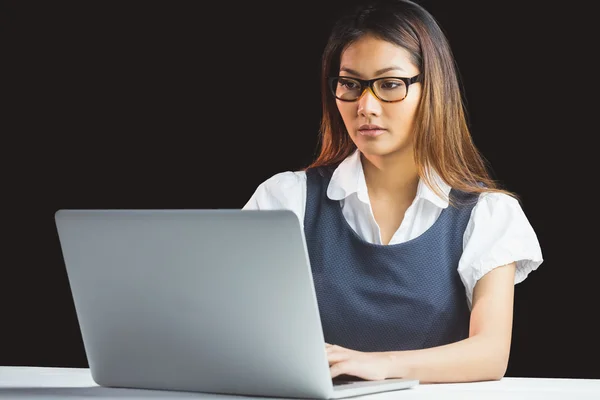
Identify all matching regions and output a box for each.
[243,0,543,384]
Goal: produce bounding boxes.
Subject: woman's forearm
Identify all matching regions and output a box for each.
[383,334,509,384]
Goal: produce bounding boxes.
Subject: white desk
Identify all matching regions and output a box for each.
[1,367,599,399]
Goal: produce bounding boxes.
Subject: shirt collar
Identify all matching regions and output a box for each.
[326,149,451,209]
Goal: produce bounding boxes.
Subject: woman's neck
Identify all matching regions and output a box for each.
[361,150,419,203]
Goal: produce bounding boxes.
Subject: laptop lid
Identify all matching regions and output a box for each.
[54,209,418,399]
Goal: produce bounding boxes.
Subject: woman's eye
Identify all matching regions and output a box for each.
[381,81,400,89]
[339,80,359,89]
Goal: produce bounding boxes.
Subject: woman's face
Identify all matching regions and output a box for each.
[335,34,422,158]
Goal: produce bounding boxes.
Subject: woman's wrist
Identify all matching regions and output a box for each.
[380,351,411,379]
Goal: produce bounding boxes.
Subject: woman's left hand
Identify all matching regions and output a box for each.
[326,343,391,381]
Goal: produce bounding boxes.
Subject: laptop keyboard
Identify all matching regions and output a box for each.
[333,380,360,386]
[332,376,368,387]
[333,380,393,391]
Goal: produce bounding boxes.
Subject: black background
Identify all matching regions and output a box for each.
[2,0,597,379]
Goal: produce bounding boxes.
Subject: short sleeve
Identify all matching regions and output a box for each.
[458,192,544,310]
[242,171,307,227]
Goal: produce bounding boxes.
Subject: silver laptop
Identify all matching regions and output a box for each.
[54,209,419,399]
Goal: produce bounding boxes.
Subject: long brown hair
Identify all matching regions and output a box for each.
[305,0,517,205]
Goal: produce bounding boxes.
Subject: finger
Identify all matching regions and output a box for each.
[327,352,352,365]
[331,360,364,380]
[326,344,352,354]
[327,355,349,367]
[330,360,351,379]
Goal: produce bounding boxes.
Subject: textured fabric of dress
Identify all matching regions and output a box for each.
[304,165,478,351]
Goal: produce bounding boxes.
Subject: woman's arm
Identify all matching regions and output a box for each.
[384,262,516,383]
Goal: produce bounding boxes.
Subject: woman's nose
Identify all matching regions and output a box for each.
[357,87,381,116]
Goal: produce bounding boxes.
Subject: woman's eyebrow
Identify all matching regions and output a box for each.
[339,66,406,77]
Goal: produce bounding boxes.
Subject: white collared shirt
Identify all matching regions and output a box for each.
[242,149,543,309]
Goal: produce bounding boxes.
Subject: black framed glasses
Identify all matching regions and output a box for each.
[328,74,421,103]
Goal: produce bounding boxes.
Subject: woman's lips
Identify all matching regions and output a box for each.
[358,128,386,137]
